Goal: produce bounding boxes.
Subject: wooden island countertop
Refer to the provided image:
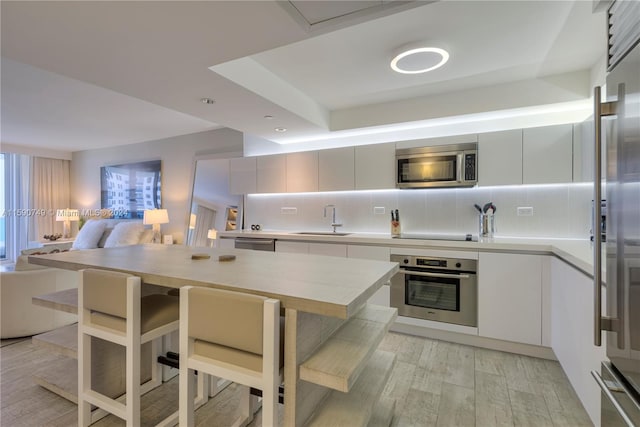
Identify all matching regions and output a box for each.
[30,244,398,319]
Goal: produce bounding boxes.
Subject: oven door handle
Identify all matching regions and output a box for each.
[398,270,470,280]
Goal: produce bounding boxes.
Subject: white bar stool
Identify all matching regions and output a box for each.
[77,268,181,426]
[179,286,284,427]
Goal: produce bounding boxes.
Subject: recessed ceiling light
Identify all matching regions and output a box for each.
[274,127,287,132]
[390,46,449,74]
[264,115,274,119]
[200,98,215,104]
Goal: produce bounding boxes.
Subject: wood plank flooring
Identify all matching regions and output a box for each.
[1,332,592,426]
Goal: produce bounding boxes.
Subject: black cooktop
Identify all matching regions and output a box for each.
[393,233,477,242]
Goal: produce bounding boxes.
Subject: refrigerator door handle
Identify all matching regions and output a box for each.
[592,368,636,427]
[594,85,621,347]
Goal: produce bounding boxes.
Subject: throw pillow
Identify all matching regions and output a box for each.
[72,219,107,250]
[104,222,144,248]
[97,228,113,248]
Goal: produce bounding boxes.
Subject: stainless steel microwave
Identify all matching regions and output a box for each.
[396,143,477,189]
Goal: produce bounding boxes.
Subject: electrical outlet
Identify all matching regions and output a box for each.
[517,207,534,216]
[373,207,386,215]
[281,207,297,215]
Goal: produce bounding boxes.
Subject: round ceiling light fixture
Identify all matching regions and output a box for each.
[274,127,287,133]
[390,46,449,74]
[200,97,215,104]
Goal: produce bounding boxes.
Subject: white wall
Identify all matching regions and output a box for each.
[245,183,593,239]
[71,128,243,243]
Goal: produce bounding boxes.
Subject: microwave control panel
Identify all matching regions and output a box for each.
[464,153,476,181]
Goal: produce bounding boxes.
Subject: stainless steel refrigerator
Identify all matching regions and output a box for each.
[592,2,640,425]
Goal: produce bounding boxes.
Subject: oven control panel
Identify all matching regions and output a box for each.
[416,258,447,268]
[392,255,477,273]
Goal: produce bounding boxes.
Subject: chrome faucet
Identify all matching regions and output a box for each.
[323,204,343,233]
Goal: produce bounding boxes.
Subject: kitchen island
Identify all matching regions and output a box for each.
[30,244,399,426]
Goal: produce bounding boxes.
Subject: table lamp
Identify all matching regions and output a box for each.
[143,209,169,243]
[56,209,79,238]
[207,228,217,248]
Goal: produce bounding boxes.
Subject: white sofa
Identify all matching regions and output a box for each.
[0,219,154,339]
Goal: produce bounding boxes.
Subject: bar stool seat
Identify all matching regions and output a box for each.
[78,269,180,426]
[179,286,284,426]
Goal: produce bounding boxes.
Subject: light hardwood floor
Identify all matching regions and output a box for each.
[1,332,592,426]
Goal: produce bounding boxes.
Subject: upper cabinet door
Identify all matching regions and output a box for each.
[228,157,256,195]
[478,130,523,186]
[286,151,318,193]
[523,124,573,184]
[257,154,286,193]
[355,143,395,190]
[319,147,355,192]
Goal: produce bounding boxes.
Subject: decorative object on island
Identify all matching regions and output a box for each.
[100,160,161,219]
[207,228,217,248]
[55,208,79,238]
[143,209,169,243]
[43,233,63,241]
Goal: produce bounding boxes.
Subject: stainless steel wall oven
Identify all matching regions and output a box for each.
[390,254,477,327]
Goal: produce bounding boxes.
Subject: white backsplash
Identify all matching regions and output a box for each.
[245,183,593,239]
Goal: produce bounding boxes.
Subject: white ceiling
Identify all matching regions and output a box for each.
[0,1,606,153]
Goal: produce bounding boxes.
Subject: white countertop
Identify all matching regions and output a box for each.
[221,230,600,278]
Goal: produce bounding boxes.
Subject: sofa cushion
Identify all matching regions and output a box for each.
[72,219,107,250]
[104,222,144,248]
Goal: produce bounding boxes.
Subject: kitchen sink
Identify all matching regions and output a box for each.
[293,232,352,236]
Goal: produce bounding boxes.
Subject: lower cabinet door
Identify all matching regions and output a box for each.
[478,252,542,345]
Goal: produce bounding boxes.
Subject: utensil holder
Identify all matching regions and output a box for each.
[479,213,495,238]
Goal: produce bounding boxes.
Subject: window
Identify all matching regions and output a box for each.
[0,153,5,260]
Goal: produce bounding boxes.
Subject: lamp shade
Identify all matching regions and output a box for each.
[143,209,169,225]
[56,209,79,222]
[207,229,218,240]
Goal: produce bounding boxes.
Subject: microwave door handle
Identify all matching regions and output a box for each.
[398,270,470,280]
[457,153,464,182]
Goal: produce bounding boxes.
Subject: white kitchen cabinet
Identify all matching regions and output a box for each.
[478,129,522,186]
[228,157,256,194]
[355,143,396,190]
[275,240,308,254]
[478,252,543,345]
[257,154,286,193]
[550,257,605,427]
[573,119,608,183]
[309,242,347,257]
[286,151,318,193]
[348,245,392,306]
[319,147,354,192]
[276,241,347,257]
[522,124,573,184]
